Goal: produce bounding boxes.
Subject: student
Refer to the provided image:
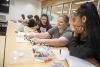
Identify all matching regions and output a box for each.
[17,14,26,32]
[27,15,37,27]
[34,15,40,24]
[68,2,100,66]
[24,18,38,33]
[27,15,33,20]
[21,14,25,20]
[28,15,72,47]
[27,18,37,28]
[18,14,26,23]
[37,14,52,32]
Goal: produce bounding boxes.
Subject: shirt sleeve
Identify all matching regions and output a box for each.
[47,27,57,36]
[62,31,73,41]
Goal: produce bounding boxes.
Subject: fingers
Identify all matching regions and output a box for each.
[30,38,42,45]
[30,38,47,46]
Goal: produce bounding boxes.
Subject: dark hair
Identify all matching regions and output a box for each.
[38,14,52,32]
[40,14,50,26]
[75,2,100,62]
[34,15,40,24]
[27,19,37,27]
[27,15,33,19]
[59,15,69,25]
[21,14,25,20]
[34,15,40,21]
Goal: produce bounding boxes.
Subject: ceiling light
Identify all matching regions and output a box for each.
[75,0,94,4]
[57,11,67,14]
[6,0,9,2]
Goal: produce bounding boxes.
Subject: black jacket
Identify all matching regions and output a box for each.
[68,35,93,59]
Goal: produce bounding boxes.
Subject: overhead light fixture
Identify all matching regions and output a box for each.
[37,0,45,2]
[57,11,62,14]
[73,11,76,13]
[56,5,63,8]
[75,0,94,4]
[6,0,9,2]
[72,9,77,11]
[63,11,67,13]
[57,11,67,14]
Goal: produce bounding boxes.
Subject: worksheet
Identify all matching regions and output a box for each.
[16,32,29,42]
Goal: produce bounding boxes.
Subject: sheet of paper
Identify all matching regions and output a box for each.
[65,56,96,67]
[52,48,69,60]
[52,49,96,67]
[16,37,29,42]
[61,50,96,67]
[16,32,29,43]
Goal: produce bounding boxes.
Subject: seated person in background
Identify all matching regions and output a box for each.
[24,18,38,33]
[27,15,33,20]
[28,15,72,47]
[68,2,100,66]
[17,14,26,32]
[34,15,40,24]
[18,14,26,23]
[18,14,30,26]
[37,14,52,33]
[23,15,34,26]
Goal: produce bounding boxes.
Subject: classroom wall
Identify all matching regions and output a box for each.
[8,0,41,21]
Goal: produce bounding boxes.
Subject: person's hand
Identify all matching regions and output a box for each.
[24,26,33,33]
[30,38,48,46]
[26,32,35,38]
[30,38,42,45]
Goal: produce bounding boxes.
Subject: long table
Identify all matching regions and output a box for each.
[4,21,69,67]
[0,36,5,67]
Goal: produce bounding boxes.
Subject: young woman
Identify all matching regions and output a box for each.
[34,15,40,24]
[68,2,100,66]
[37,14,52,32]
[21,14,25,20]
[24,19,38,33]
[28,15,72,47]
[18,14,26,23]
